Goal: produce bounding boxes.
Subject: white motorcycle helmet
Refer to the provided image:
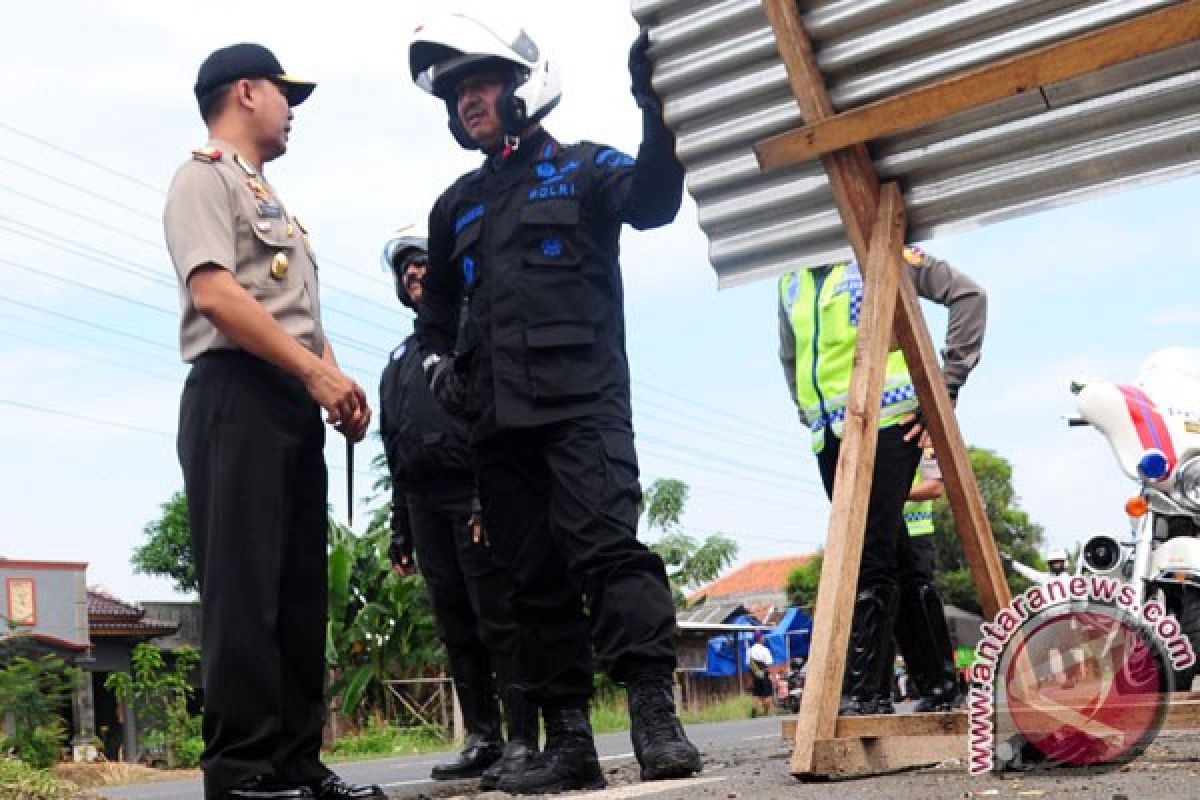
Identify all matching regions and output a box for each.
[1045,547,1069,573]
[381,225,428,309]
[409,13,561,150]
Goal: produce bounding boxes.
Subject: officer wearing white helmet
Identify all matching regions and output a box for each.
[1006,547,1071,584]
[408,13,701,794]
[378,227,536,788]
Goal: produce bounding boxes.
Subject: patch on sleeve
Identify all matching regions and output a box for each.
[191,146,222,162]
[391,343,406,361]
[594,147,635,168]
[902,245,926,267]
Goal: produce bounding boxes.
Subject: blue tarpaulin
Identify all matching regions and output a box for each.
[699,608,812,677]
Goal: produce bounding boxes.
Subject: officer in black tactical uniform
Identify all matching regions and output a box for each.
[407,13,702,795]
[378,229,537,789]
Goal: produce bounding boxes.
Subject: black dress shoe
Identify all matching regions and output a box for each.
[311,775,384,800]
[430,733,503,780]
[224,775,314,800]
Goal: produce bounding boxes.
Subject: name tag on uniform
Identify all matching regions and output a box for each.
[257,201,282,218]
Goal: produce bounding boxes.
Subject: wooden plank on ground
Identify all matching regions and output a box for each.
[756,0,1200,168]
[808,734,964,778]
[781,697,1200,741]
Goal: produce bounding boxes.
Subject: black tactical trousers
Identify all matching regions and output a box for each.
[815,421,924,590]
[178,352,330,799]
[408,497,520,733]
[473,419,677,708]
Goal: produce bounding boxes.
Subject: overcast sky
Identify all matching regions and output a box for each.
[2,1,1198,603]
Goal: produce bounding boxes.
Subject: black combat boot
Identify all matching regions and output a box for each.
[626,675,703,781]
[430,654,503,780]
[895,582,963,712]
[479,689,539,791]
[497,706,604,795]
[839,584,899,716]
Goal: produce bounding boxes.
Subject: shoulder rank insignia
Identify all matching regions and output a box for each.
[191,146,222,162]
[245,178,270,201]
[902,245,926,267]
[232,153,257,177]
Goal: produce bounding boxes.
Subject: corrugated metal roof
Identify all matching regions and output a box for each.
[631,0,1200,288]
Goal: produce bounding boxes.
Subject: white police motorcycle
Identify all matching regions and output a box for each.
[1070,347,1200,688]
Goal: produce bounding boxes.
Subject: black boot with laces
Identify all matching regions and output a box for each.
[626,676,703,781]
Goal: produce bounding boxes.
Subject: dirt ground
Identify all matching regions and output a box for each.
[397,729,1200,800]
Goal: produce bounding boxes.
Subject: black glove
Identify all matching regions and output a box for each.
[629,30,661,114]
[389,525,414,572]
[424,354,469,417]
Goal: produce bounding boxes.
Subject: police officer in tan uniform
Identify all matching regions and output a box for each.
[164,43,379,800]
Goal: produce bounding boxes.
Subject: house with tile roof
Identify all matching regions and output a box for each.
[687,554,815,625]
[1,558,183,763]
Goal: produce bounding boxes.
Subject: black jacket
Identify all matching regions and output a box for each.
[379,334,475,524]
[416,118,684,442]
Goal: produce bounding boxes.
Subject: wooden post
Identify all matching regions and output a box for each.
[757,0,1012,777]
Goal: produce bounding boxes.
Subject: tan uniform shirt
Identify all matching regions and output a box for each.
[163,138,326,362]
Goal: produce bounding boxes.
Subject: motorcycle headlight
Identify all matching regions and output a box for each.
[1178,457,1200,511]
[1083,534,1123,574]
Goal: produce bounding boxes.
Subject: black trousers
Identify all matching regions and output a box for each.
[815,422,923,590]
[904,534,937,587]
[408,497,519,734]
[178,352,330,798]
[473,419,677,707]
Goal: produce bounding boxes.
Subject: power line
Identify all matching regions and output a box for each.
[0,322,180,383]
[0,398,173,439]
[0,121,164,193]
[0,183,163,248]
[0,217,176,288]
[0,294,174,353]
[0,256,176,317]
[0,155,161,222]
[0,398,359,476]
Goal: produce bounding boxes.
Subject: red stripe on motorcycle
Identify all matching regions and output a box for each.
[1118,384,1178,472]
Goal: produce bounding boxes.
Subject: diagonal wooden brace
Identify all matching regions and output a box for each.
[788,182,908,773]
[758,0,1012,777]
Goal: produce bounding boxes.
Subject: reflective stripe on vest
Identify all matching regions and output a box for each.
[904,469,934,536]
[781,264,919,453]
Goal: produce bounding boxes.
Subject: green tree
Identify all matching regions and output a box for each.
[0,636,79,768]
[785,550,823,609]
[326,515,442,724]
[931,447,1045,614]
[104,643,201,768]
[641,478,738,607]
[131,491,196,594]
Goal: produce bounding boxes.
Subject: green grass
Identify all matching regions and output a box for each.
[327,691,759,759]
[681,695,757,724]
[589,691,755,733]
[0,757,77,800]
[325,724,452,762]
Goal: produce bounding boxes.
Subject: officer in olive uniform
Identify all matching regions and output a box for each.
[778,246,986,716]
[164,43,378,800]
[378,230,537,788]
[408,14,702,795]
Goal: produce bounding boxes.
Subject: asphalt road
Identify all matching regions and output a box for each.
[99,715,783,800]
